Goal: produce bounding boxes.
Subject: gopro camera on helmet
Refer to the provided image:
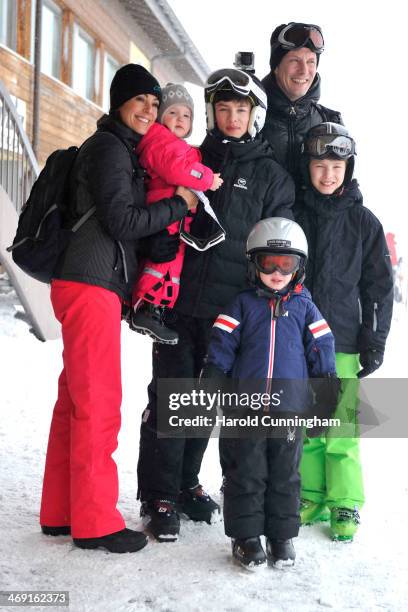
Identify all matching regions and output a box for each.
[234,51,255,73]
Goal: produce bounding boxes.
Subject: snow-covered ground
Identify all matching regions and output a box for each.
[1,288,407,612]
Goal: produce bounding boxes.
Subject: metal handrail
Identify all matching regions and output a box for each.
[0,80,39,215]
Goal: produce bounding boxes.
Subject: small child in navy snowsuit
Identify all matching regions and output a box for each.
[202,217,338,569]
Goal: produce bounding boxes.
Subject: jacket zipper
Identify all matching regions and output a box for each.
[265,300,277,407]
[288,106,297,175]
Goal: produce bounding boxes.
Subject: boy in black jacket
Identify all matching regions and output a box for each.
[137,68,295,542]
[295,122,393,541]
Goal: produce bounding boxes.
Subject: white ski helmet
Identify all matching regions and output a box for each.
[246,217,308,290]
[204,68,267,139]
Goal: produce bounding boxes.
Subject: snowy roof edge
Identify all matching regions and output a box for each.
[118,0,210,86]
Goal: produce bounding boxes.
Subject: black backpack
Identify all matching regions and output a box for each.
[7,145,95,284]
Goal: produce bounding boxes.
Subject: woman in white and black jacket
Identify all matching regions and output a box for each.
[40,64,196,553]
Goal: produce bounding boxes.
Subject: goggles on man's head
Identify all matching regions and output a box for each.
[254,253,301,275]
[277,23,324,53]
[303,134,356,159]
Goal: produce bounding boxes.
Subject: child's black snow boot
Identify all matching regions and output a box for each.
[130,303,179,345]
[140,499,180,542]
[266,538,296,568]
[232,537,267,570]
[178,485,221,524]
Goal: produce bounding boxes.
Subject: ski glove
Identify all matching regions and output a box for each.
[307,374,341,438]
[357,349,384,379]
[139,229,179,263]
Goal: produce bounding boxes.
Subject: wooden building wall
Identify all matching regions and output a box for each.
[0,0,180,167]
[1,46,100,167]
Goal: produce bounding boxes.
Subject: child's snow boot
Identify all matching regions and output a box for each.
[266,538,296,568]
[232,537,267,570]
[178,484,221,524]
[330,507,360,541]
[300,499,330,525]
[140,499,180,542]
[130,303,178,345]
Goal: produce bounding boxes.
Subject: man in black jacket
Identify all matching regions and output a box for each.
[262,23,342,186]
[137,69,295,542]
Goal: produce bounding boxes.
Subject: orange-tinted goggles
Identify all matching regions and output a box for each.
[255,253,300,275]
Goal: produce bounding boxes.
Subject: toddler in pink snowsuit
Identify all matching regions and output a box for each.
[131,83,223,344]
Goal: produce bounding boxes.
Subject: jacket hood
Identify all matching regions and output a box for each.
[262,72,321,118]
[302,179,363,218]
[200,132,274,165]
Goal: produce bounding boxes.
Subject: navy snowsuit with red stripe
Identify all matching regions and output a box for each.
[205,286,336,539]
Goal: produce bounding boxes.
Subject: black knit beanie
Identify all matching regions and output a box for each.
[109,64,162,111]
[269,23,320,71]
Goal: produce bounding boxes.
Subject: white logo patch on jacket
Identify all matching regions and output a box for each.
[214,314,240,333]
[233,178,247,190]
[308,319,331,338]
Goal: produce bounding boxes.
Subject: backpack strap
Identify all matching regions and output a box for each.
[71,205,97,232]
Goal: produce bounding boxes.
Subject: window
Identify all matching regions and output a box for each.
[30,0,37,62]
[0,0,17,51]
[41,0,62,79]
[103,54,120,111]
[72,25,95,100]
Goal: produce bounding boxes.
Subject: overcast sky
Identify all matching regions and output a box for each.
[168,0,406,255]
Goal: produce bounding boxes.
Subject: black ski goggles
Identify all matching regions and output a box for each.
[303,135,356,159]
[277,23,324,53]
[254,253,301,275]
[180,218,226,252]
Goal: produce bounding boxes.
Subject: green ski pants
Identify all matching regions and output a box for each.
[300,353,365,510]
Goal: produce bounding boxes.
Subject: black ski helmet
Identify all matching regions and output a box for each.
[302,122,356,188]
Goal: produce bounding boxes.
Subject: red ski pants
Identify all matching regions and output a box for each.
[40,280,125,538]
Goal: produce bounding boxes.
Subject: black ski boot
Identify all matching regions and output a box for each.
[266,538,296,568]
[130,303,179,345]
[178,485,221,524]
[41,525,71,536]
[140,499,180,542]
[232,537,267,570]
[73,528,148,553]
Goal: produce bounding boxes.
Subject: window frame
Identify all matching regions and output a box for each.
[72,21,96,102]
[40,0,62,80]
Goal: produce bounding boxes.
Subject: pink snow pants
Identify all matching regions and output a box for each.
[133,216,192,308]
[40,280,126,538]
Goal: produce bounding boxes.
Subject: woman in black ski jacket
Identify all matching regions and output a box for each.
[39,64,195,554]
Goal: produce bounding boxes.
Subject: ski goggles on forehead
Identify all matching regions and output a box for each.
[277,23,324,53]
[303,135,356,159]
[254,253,301,275]
[206,68,252,95]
